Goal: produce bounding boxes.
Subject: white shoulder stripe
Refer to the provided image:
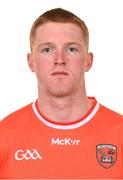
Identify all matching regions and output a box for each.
[32,102,100,130]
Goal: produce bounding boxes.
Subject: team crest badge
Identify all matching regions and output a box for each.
[96,144,117,169]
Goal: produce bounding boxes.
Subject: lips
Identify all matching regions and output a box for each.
[51,71,69,76]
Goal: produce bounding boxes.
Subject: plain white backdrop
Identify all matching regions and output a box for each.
[0,0,123,120]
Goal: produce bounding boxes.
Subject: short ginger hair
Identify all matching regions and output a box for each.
[29,8,89,51]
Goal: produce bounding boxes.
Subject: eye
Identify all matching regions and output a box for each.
[41,47,53,54]
[67,47,77,53]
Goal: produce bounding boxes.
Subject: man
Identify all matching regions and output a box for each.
[0,8,123,178]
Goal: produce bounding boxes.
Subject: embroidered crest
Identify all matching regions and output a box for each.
[96,144,117,169]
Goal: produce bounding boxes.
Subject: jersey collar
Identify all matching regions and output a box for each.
[32,97,100,130]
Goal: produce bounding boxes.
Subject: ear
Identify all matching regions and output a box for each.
[27,53,35,72]
[85,52,93,72]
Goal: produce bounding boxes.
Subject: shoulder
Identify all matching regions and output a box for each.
[100,104,122,117]
[0,102,33,130]
[98,103,123,125]
[0,103,33,162]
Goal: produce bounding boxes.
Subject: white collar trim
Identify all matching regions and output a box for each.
[32,102,100,130]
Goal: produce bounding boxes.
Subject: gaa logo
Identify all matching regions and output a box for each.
[96,144,117,169]
[15,149,42,160]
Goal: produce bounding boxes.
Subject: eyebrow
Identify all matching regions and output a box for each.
[37,42,82,49]
[37,42,53,49]
[66,42,81,45]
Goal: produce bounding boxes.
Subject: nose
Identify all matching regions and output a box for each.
[54,49,67,65]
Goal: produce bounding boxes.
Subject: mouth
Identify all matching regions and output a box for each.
[51,71,69,76]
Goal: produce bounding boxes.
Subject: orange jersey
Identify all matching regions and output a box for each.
[0,97,123,178]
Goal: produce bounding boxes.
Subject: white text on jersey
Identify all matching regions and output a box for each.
[51,138,80,145]
[15,149,42,160]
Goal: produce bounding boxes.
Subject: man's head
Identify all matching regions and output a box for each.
[29,8,89,52]
[27,8,93,98]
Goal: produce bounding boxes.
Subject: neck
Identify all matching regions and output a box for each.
[37,88,92,123]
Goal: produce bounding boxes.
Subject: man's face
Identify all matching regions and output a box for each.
[27,22,93,97]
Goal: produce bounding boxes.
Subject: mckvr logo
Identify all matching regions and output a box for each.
[51,138,80,145]
[15,149,42,160]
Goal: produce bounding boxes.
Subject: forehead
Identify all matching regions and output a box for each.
[34,22,84,44]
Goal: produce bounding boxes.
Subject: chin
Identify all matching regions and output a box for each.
[46,81,77,97]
